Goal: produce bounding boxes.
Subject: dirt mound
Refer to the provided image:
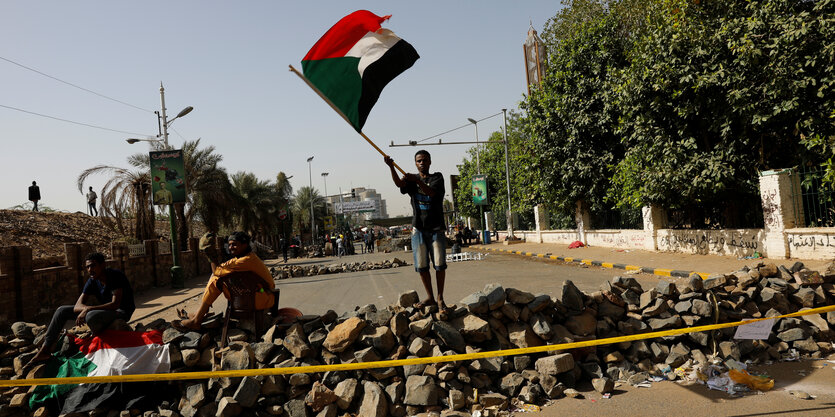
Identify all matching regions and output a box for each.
[0,209,192,268]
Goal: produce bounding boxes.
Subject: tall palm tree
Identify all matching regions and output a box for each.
[77,166,154,241]
[291,186,326,242]
[230,171,281,241]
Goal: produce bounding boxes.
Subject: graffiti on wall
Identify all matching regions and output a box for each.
[787,234,835,252]
[658,230,762,255]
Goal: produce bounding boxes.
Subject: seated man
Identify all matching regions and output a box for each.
[175,231,274,330]
[28,252,135,365]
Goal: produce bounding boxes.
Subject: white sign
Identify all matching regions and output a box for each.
[336,200,376,214]
[733,318,775,340]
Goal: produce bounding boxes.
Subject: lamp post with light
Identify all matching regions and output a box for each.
[467,117,487,243]
[127,83,193,288]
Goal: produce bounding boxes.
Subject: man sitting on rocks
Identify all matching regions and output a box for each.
[27,252,135,366]
[174,231,275,331]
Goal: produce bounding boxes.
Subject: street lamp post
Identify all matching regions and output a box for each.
[127,83,193,288]
[502,109,515,240]
[321,173,329,230]
[307,156,315,245]
[468,118,486,242]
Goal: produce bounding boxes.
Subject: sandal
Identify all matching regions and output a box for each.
[171,320,200,332]
[176,308,189,320]
[413,299,437,312]
[438,300,453,314]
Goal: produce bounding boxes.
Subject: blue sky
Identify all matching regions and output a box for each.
[1,1,561,217]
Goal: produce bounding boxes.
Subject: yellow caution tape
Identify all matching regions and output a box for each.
[4,304,834,387]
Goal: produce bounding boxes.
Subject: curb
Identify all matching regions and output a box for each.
[470,245,711,280]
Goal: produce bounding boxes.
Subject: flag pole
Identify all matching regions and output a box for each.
[289,65,406,175]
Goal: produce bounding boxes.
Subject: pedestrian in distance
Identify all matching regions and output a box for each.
[86,186,98,216]
[24,252,135,369]
[385,150,449,313]
[29,181,41,212]
[336,234,346,257]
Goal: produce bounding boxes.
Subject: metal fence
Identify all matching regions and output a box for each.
[797,164,835,227]
[590,206,643,230]
[127,244,145,257]
[157,242,171,255]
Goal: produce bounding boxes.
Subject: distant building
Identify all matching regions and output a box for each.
[325,187,388,221]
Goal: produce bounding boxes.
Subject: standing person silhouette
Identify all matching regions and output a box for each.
[28,181,41,212]
[385,150,449,312]
[86,186,98,216]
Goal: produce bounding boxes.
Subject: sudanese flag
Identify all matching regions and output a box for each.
[301,10,419,131]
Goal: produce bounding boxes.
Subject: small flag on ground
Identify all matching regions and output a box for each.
[302,10,419,131]
[30,329,170,414]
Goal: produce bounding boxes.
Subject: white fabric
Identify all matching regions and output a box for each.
[345,28,401,77]
[85,344,170,377]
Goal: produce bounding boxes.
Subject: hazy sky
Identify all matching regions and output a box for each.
[2,1,560,218]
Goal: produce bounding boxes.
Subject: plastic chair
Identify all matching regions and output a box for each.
[216,271,277,348]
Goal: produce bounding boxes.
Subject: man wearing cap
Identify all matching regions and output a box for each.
[174,231,274,331]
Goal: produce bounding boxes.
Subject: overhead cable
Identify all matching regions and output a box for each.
[415,111,503,143]
[0,55,154,113]
[0,103,153,136]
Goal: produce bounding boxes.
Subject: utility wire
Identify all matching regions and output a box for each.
[415,112,503,143]
[0,55,155,113]
[0,104,153,136]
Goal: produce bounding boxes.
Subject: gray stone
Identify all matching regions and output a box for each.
[305,381,338,413]
[220,342,254,371]
[11,322,33,339]
[499,372,525,396]
[399,291,420,308]
[478,392,508,409]
[622,288,641,306]
[251,342,276,363]
[530,314,553,339]
[535,354,574,375]
[163,327,185,345]
[358,381,387,417]
[691,299,713,317]
[315,404,337,417]
[290,373,312,386]
[561,280,585,312]
[409,337,431,357]
[385,380,405,405]
[596,300,625,319]
[508,322,543,348]
[185,382,206,408]
[527,294,552,313]
[323,317,366,353]
[800,309,830,332]
[506,288,536,304]
[232,376,261,408]
[483,283,507,310]
[452,314,492,343]
[656,281,677,297]
[592,377,614,394]
[688,274,704,291]
[217,397,242,417]
[719,341,741,360]
[403,356,427,378]
[519,384,543,404]
[648,316,682,330]
[460,292,489,314]
[432,321,466,352]
[354,346,381,363]
[448,389,466,410]
[564,310,596,336]
[409,317,433,337]
[777,328,807,342]
[334,378,359,410]
[179,331,201,349]
[792,288,816,308]
[404,375,438,406]
[674,300,692,314]
[308,328,328,348]
[361,326,396,355]
[703,274,727,290]
[182,349,200,367]
[390,312,411,337]
[284,399,310,417]
[539,374,565,399]
[365,309,393,327]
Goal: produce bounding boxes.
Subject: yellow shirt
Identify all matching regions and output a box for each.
[213,252,275,310]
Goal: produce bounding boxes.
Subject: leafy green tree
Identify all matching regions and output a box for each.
[230,172,281,241]
[291,186,326,241]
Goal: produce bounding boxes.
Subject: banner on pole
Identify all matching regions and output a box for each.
[150,150,186,205]
[472,175,488,206]
[336,200,376,214]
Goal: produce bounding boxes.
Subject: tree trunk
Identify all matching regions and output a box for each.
[176,203,188,251]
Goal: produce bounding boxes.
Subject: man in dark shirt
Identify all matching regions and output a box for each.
[385,150,449,312]
[27,252,135,365]
[28,181,41,212]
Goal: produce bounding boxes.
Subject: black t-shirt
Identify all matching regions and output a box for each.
[401,172,445,231]
[82,268,135,316]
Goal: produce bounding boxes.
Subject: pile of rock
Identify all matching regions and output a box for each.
[271,258,410,279]
[2,261,834,416]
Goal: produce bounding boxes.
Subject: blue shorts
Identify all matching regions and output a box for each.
[411,228,447,272]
